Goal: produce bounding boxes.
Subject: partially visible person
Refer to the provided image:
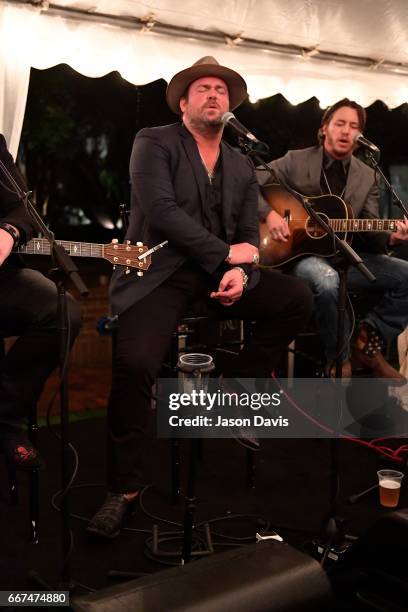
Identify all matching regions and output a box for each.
[87,57,313,539]
[0,133,81,469]
[258,98,408,378]
[392,243,408,378]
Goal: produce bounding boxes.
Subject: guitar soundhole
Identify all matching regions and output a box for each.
[305,213,330,240]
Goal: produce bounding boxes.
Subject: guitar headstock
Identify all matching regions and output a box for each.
[103,240,152,276]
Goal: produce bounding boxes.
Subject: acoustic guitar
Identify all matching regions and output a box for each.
[13,238,163,275]
[259,183,398,268]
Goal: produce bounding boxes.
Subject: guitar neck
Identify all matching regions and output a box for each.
[329,218,398,232]
[16,238,104,258]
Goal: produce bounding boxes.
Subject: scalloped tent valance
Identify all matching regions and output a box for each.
[1,0,408,155]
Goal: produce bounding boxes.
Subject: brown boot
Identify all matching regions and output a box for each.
[352,323,405,381]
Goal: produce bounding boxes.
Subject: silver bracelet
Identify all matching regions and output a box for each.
[233,266,248,289]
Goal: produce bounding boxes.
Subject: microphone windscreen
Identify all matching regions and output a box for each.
[221,112,235,126]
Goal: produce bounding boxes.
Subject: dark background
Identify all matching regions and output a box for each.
[17,64,408,246]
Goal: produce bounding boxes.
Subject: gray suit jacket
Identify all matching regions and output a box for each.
[258,145,388,253]
[110,123,260,315]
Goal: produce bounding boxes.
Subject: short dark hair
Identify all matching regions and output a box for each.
[317,98,366,143]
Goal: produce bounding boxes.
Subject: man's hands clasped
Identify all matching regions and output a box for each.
[210,242,258,307]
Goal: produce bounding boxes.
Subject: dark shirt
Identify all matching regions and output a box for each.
[201,154,225,240]
[320,152,350,198]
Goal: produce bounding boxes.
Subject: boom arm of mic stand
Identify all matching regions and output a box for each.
[244,144,319,205]
[366,150,408,218]
[242,143,277,185]
[302,199,376,283]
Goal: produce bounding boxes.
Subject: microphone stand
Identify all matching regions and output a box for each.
[364,149,408,217]
[0,159,88,590]
[300,200,377,567]
[241,140,377,567]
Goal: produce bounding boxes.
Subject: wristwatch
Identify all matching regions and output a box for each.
[233,266,248,289]
[0,222,19,246]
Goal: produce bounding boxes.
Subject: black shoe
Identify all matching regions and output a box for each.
[236,428,261,451]
[0,428,44,471]
[87,492,137,539]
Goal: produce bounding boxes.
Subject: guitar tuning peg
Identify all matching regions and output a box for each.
[112,238,118,244]
[137,271,144,277]
[136,241,143,246]
[126,240,131,245]
[125,267,131,275]
[113,265,116,270]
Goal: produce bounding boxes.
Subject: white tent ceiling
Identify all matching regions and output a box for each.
[45,0,408,67]
[1,0,408,154]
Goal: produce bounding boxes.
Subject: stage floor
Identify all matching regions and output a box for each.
[1,413,407,608]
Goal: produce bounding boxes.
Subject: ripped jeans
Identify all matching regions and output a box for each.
[291,253,408,363]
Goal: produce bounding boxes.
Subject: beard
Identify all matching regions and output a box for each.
[185,107,224,131]
[325,134,353,158]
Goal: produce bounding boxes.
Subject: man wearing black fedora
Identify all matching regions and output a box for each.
[88,57,313,539]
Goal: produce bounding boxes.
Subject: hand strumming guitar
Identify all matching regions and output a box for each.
[266,210,290,242]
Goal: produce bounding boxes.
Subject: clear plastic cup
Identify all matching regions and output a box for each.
[178,353,214,373]
[377,469,404,507]
[177,353,214,394]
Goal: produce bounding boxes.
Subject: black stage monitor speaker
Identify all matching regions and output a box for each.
[72,539,331,612]
[345,508,408,611]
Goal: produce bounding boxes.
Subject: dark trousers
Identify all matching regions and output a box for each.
[107,264,313,493]
[0,264,81,426]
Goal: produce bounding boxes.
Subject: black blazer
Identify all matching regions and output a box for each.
[110,123,260,315]
[0,134,33,242]
[258,145,388,253]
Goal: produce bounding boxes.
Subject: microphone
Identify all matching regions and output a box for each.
[221,112,261,144]
[354,133,380,153]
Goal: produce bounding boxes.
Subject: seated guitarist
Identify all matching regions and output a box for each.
[258,98,408,378]
[0,133,81,470]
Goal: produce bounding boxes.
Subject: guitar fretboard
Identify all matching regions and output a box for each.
[16,238,104,258]
[329,218,397,232]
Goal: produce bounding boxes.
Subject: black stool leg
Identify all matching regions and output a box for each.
[171,439,181,504]
[246,449,256,488]
[27,404,40,544]
[7,462,19,505]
